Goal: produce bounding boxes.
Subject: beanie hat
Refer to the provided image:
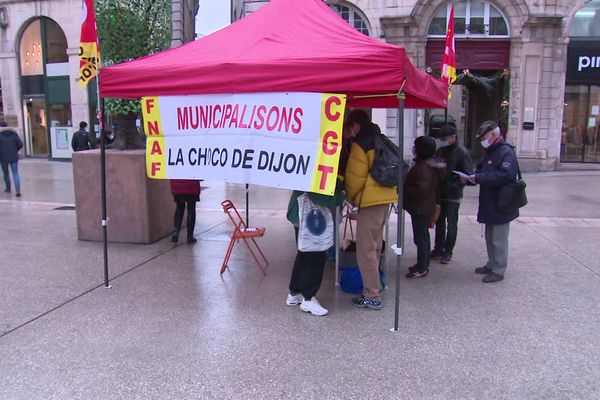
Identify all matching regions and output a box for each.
[476,120,499,138]
[438,124,456,138]
[414,136,436,160]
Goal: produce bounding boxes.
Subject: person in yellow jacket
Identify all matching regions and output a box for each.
[344,110,397,310]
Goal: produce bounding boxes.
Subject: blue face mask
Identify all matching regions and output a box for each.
[438,140,449,147]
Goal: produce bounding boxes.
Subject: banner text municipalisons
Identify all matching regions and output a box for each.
[177,103,304,134]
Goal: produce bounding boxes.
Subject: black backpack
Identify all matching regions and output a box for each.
[370,133,408,187]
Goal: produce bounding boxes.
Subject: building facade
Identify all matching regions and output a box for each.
[232,0,597,170]
[0,0,198,160]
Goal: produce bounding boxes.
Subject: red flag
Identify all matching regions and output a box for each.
[441,4,456,97]
[78,0,101,88]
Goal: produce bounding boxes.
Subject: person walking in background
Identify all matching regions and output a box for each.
[403,136,446,278]
[71,121,95,152]
[431,124,473,264]
[461,121,518,283]
[344,110,397,310]
[0,120,23,197]
[285,185,344,316]
[170,179,201,244]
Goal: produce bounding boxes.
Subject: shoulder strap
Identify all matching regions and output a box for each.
[500,142,522,180]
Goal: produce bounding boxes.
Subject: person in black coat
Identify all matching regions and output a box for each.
[461,121,519,283]
[431,124,473,264]
[0,121,23,197]
[71,121,95,152]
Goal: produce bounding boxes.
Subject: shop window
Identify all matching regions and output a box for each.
[19,19,44,76]
[49,104,72,128]
[562,85,600,163]
[570,0,600,37]
[427,1,509,38]
[45,19,68,64]
[329,3,371,36]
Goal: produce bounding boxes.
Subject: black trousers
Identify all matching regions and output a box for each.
[173,200,196,240]
[434,200,460,254]
[289,227,327,300]
[410,213,430,272]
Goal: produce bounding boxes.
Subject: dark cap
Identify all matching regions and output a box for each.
[476,120,499,138]
[0,120,7,127]
[414,136,437,160]
[438,124,456,138]
[346,109,370,127]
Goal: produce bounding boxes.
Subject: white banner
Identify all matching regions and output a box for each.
[142,92,346,195]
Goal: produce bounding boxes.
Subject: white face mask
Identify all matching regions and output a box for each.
[481,137,493,149]
[438,140,449,147]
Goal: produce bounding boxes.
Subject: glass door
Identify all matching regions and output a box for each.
[584,86,600,162]
[561,85,590,162]
[24,98,49,157]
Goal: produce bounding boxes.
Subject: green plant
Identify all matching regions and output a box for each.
[96,0,172,148]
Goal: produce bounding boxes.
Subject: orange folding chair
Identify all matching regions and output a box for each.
[220,200,269,275]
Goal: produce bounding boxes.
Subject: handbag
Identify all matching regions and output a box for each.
[297,193,334,252]
[429,204,441,228]
[497,162,528,211]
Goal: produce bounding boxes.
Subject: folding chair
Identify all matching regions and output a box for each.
[220,200,269,275]
[342,201,359,241]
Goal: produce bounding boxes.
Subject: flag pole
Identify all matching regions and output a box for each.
[441,3,456,126]
[80,0,110,288]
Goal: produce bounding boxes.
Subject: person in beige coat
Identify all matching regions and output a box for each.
[344,110,397,310]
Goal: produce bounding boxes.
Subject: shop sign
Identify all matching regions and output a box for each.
[141,92,346,195]
[567,42,600,84]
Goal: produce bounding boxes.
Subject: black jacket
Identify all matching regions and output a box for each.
[474,140,519,224]
[0,128,23,163]
[435,141,473,201]
[71,129,94,152]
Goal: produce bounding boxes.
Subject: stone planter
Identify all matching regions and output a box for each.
[72,149,173,244]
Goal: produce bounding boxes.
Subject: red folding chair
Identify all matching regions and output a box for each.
[342,201,359,241]
[220,200,269,275]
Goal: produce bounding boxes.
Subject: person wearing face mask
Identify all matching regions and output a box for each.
[460,121,518,283]
[345,109,397,309]
[431,125,473,264]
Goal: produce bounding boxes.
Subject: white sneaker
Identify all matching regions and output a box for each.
[286,293,304,306]
[300,298,328,316]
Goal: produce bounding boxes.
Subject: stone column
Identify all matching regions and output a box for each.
[511,16,566,171]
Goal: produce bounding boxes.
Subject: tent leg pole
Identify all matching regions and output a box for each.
[391,97,405,332]
[245,184,249,226]
[99,97,111,289]
[335,205,340,287]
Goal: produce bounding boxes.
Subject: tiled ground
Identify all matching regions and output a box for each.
[1,160,599,399]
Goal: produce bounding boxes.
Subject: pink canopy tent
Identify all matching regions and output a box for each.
[99,0,447,109]
[97,0,449,330]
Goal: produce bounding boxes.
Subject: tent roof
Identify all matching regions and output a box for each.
[99,0,448,109]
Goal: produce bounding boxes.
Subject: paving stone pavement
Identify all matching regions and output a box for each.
[1,159,599,400]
